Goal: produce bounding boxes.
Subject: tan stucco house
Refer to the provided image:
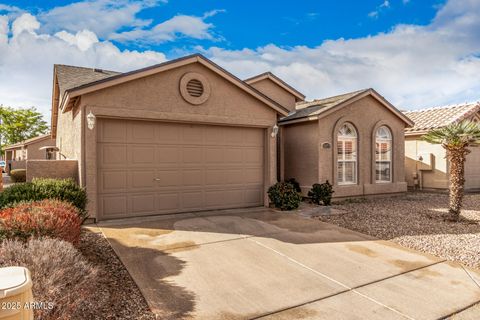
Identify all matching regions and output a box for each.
[51,54,412,220]
[404,103,480,191]
[279,89,414,198]
[3,134,56,172]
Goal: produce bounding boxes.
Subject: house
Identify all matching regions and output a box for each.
[279,89,414,198]
[404,102,480,190]
[3,134,56,172]
[51,54,412,221]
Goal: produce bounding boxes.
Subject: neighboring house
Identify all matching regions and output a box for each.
[50,54,412,221]
[404,102,480,191]
[3,134,56,172]
[279,89,414,198]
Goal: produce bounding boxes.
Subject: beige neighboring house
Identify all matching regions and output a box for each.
[279,89,414,198]
[50,54,412,221]
[3,134,56,172]
[404,102,480,191]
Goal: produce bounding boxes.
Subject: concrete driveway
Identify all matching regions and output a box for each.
[96,207,480,320]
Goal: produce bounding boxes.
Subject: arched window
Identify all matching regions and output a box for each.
[375,126,392,182]
[337,123,357,185]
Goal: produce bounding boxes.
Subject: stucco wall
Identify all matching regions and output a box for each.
[249,78,297,111]
[405,135,480,190]
[77,62,279,219]
[282,121,319,192]
[26,160,78,182]
[283,95,407,198]
[56,106,83,184]
[26,137,56,159]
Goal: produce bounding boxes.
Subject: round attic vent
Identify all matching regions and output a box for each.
[186,79,204,97]
[180,72,211,105]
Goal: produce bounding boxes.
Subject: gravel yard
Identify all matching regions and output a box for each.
[77,230,156,320]
[318,192,480,269]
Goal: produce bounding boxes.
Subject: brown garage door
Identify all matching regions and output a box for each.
[97,119,265,219]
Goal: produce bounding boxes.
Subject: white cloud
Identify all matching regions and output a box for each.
[369,0,391,19]
[111,11,222,44]
[0,13,166,117]
[0,15,8,44]
[203,0,480,109]
[11,13,39,37]
[38,0,161,38]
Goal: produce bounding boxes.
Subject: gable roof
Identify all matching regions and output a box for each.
[3,134,52,151]
[55,65,120,101]
[404,102,480,135]
[244,72,306,102]
[56,54,289,116]
[279,88,414,126]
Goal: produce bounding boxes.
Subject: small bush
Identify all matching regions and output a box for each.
[0,238,98,320]
[308,180,334,206]
[0,199,81,244]
[285,178,302,193]
[10,169,26,182]
[268,181,302,211]
[0,178,87,220]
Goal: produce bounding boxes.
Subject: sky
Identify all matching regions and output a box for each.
[0,0,479,120]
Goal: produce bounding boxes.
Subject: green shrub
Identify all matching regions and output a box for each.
[285,178,301,193]
[308,180,334,206]
[0,178,88,220]
[10,169,26,182]
[268,181,302,211]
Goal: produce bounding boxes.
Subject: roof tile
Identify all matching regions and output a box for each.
[404,102,480,134]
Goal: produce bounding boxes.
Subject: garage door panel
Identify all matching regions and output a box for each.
[243,129,264,146]
[182,147,204,164]
[129,122,156,143]
[157,170,181,187]
[131,170,156,189]
[156,124,180,144]
[156,193,180,211]
[98,120,265,219]
[205,189,244,208]
[131,194,156,214]
[182,191,205,210]
[131,146,155,165]
[156,146,180,164]
[99,119,127,143]
[244,168,264,183]
[205,169,226,186]
[99,144,127,167]
[183,170,203,186]
[101,195,128,217]
[204,126,225,144]
[204,147,224,163]
[100,171,127,192]
[225,127,244,145]
[224,148,243,164]
[244,147,264,164]
[183,126,204,144]
[245,188,263,204]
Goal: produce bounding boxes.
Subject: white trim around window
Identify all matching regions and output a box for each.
[337,123,357,185]
[375,126,392,183]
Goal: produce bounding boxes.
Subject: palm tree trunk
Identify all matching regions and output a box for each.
[446,147,468,221]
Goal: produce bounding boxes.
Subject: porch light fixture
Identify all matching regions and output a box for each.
[271,124,279,138]
[87,111,96,130]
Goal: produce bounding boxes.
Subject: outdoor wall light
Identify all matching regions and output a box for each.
[87,111,96,130]
[271,124,279,138]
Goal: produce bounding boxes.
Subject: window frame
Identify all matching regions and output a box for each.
[375,126,392,183]
[337,123,358,185]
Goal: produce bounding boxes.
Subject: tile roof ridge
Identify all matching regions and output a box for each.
[405,101,480,113]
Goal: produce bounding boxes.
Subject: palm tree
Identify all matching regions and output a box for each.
[422,120,480,221]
